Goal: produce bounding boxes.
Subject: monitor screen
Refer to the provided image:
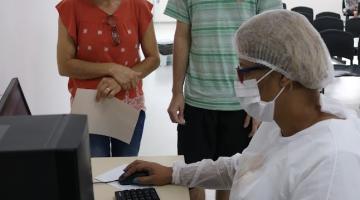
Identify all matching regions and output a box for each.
[0,78,31,116]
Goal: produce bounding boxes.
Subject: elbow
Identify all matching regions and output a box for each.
[153,55,160,69]
[57,63,69,77]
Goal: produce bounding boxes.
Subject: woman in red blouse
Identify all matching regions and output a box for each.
[56,0,160,157]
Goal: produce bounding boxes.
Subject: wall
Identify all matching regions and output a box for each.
[0,0,70,115]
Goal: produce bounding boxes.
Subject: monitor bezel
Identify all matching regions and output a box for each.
[0,77,31,115]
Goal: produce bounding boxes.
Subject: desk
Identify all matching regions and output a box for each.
[91,156,190,200]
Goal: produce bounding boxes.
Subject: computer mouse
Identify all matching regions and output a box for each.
[118,171,149,185]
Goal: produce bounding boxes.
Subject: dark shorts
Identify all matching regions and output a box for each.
[177,104,252,164]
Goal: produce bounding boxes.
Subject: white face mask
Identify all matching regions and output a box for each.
[234,69,285,122]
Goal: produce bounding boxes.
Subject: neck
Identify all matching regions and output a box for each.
[275,92,336,137]
[93,0,119,5]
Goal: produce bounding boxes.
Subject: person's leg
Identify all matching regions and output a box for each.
[190,188,206,200]
[215,110,252,200]
[111,111,146,157]
[177,104,218,200]
[89,134,111,157]
[216,190,230,200]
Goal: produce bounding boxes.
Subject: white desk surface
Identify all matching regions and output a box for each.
[91,156,190,200]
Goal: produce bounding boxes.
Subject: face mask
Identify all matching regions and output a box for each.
[234,70,285,122]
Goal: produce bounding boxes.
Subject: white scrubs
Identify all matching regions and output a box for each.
[172,95,360,200]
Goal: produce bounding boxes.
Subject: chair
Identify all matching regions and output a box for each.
[314,17,344,32]
[158,43,173,55]
[291,6,314,19]
[291,6,313,15]
[346,18,360,37]
[320,30,356,65]
[316,12,341,19]
[297,11,314,24]
[283,3,287,9]
[345,18,360,66]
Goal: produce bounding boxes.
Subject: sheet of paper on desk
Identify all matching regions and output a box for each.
[95,164,150,190]
[71,89,140,144]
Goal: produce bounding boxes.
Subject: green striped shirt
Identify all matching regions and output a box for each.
[164,0,282,110]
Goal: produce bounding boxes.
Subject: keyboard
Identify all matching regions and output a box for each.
[115,188,160,200]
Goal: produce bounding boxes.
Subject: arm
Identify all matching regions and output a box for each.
[56,19,140,87]
[167,21,191,124]
[131,21,160,79]
[172,154,241,189]
[171,21,190,95]
[123,154,241,190]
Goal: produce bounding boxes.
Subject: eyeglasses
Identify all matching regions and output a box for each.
[106,15,120,46]
[236,64,269,83]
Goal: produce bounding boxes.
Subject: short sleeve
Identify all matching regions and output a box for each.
[256,0,282,14]
[56,0,77,42]
[164,0,190,24]
[135,0,153,40]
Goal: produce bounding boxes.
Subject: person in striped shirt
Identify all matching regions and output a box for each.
[164,0,282,199]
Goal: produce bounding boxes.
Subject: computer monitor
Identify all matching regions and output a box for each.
[0,78,31,116]
[0,114,94,200]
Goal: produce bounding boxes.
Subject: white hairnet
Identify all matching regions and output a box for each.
[234,10,334,89]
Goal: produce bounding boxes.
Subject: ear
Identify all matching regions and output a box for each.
[279,75,293,89]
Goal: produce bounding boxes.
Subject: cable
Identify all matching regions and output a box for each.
[93,179,118,184]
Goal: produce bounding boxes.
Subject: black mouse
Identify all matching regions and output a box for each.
[118,171,149,185]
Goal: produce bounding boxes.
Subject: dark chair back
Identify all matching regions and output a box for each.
[296,11,313,24]
[346,18,360,37]
[314,17,344,32]
[291,6,314,18]
[316,12,341,19]
[320,30,355,64]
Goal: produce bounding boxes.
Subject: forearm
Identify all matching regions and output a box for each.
[172,28,190,95]
[132,55,160,79]
[58,58,113,80]
[172,154,241,190]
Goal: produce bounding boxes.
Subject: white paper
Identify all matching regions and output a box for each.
[71,89,140,144]
[94,164,150,190]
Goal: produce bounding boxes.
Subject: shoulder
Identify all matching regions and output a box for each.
[56,0,87,10]
[57,0,77,7]
[291,119,360,172]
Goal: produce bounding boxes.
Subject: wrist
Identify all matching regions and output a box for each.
[172,88,183,95]
[108,64,116,77]
[167,167,173,184]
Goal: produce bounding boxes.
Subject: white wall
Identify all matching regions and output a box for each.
[0,0,344,115]
[0,0,70,115]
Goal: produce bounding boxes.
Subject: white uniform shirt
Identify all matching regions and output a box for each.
[172,95,360,200]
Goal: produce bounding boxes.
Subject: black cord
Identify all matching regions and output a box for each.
[93,179,118,184]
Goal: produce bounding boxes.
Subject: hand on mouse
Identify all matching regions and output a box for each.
[121,160,173,186]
